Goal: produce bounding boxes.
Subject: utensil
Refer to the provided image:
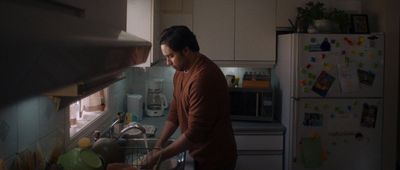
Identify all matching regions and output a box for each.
[92,137,125,166]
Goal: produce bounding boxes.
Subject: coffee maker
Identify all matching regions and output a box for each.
[145,79,168,116]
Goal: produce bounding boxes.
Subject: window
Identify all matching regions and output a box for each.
[69,88,108,138]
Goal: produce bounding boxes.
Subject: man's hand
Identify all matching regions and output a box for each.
[139,149,162,169]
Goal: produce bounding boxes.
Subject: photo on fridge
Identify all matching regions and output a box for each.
[303,113,323,127]
[357,69,375,86]
[312,71,336,97]
[360,103,378,128]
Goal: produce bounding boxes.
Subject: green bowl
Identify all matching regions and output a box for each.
[57,148,103,170]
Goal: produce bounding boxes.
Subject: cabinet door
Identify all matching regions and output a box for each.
[193,0,234,61]
[236,155,282,170]
[235,0,276,62]
[127,0,160,67]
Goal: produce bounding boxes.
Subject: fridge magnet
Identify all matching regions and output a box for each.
[355,132,364,141]
[312,71,335,97]
[338,64,360,93]
[367,35,378,40]
[322,103,330,110]
[310,57,317,62]
[321,54,326,59]
[320,38,331,51]
[301,137,323,168]
[304,45,311,51]
[347,105,352,111]
[330,39,336,44]
[368,36,378,48]
[341,50,346,55]
[357,36,366,46]
[306,64,312,69]
[309,44,322,52]
[350,14,370,34]
[335,42,340,48]
[303,113,323,127]
[300,80,307,86]
[368,52,375,60]
[357,69,375,86]
[301,68,308,74]
[360,103,378,128]
[323,63,334,71]
[373,63,379,69]
[344,37,353,46]
[345,56,350,64]
[308,73,316,79]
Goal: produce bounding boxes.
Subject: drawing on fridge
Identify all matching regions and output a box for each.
[275,33,384,170]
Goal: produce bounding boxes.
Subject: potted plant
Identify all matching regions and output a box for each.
[295,1,349,33]
[295,1,328,33]
[327,8,350,33]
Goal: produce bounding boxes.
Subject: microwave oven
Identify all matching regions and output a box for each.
[229,88,275,122]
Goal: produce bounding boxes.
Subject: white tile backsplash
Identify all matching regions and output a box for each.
[38,96,65,138]
[0,105,18,159]
[17,97,40,152]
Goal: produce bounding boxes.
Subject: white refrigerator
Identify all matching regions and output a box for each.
[275,33,384,170]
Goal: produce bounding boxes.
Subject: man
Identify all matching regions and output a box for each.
[143,25,237,170]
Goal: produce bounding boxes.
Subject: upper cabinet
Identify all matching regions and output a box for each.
[193,0,234,61]
[193,0,276,66]
[127,0,161,67]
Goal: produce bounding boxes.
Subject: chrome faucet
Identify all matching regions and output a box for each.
[118,122,146,138]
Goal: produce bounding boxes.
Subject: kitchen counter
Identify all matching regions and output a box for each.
[139,115,286,137]
[139,115,285,170]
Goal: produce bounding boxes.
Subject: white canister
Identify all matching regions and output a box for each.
[127,94,143,121]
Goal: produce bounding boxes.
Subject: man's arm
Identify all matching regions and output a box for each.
[154,120,178,148]
[159,133,192,161]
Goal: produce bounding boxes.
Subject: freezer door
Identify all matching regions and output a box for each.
[293,98,382,170]
[294,34,384,98]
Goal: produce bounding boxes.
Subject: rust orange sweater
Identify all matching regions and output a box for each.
[167,54,237,170]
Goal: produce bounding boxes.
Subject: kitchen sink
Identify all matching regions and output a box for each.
[121,138,185,170]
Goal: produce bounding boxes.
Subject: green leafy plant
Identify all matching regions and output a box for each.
[327,8,350,33]
[296,1,327,29]
[295,1,350,33]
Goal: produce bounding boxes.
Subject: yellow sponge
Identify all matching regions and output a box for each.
[78,137,92,149]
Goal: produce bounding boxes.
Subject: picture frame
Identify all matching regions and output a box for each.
[350,14,370,34]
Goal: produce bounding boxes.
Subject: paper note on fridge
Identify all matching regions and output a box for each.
[338,64,360,93]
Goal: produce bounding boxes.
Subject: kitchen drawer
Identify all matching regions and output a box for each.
[235,154,282,170]
[235,135,283,150]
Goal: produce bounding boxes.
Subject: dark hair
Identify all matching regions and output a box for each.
[159,25,200,52]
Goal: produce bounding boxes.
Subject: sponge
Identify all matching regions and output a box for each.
[78,137,92,149]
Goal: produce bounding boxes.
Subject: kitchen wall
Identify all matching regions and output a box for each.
[0,1,129,167]
[126,66,271,104]
[0,80,128,167]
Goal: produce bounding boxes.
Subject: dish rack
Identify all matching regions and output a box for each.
[123,146,186,170]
